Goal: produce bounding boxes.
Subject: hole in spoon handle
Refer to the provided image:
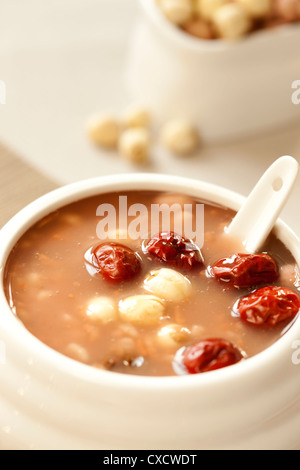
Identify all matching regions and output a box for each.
[272,177,283,192]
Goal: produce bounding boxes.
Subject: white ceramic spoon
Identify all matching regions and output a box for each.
[226,155,299,253]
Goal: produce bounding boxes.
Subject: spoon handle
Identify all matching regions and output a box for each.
[226,156,299,253]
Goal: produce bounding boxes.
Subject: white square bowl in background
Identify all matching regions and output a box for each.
[127,0,300,143]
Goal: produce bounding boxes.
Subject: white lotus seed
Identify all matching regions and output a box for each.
[86,114,120,148]
[213,4,251,40]
[158,0,194,25]
[157,324,191,347]
[119,295,165,326]
[123,105,151,129]
[161,119,200,156]
[196,0,227,21]
[86,297,117,324]
[144,268,192,302]
[236,0,272,18]
[119,128,150,164]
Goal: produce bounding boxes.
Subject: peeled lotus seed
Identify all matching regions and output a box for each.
[86,114,120,148]
[158,0,194,25]
[161,119,200,156]
[119,128,150,164]
[213,4,251,40]
[157,324,191,347]
[123,105,151,129]
[144,268,192,302]
[196,0,227,21]
[119,295,165,326]
[86,297,118,324]
[236,0,272,18]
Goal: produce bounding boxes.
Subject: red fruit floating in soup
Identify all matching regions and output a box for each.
[236,286,300,327]
[182,338,244,374]
[92,243,141,282]
[211,253,279,288]
[145,231,204,270]
[3,191,300,376]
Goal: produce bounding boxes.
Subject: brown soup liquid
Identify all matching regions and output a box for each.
[4,191,300,376]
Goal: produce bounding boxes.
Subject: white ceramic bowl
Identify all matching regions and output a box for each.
[0,173,300,450]
[127,0,300,142]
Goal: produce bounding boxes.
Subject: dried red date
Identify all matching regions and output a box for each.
[182,338,243,374]
[211,253,279,288]
[145,231,204,270]
[236,286,300,327]
[92,243,141,282]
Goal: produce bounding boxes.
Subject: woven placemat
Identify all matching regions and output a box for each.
[0,142,57,227]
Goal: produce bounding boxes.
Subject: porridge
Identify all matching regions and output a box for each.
[4,191,300,376]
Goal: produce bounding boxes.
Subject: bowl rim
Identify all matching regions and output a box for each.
[139,0,300,53]
[0,172,300,392]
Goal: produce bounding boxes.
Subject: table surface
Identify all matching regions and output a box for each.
[0,0,300,234]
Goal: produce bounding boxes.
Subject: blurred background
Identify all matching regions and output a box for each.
[0,0,300,233]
